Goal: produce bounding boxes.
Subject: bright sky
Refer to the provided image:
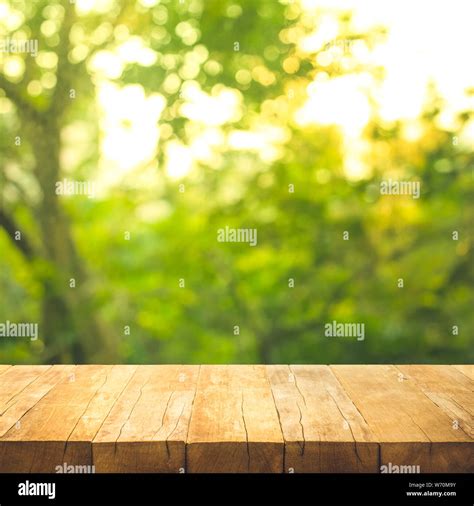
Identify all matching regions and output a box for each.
[296,0,474,178]
[299,0,474,125]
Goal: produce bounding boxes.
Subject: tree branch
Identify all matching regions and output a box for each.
[0,208,35,260]
[0,74,44,124]
[50,0,77,118]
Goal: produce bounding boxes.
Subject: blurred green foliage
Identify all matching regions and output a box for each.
[0,0,473,364]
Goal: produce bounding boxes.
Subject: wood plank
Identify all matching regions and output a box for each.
[0,365,75,437]
[187,365,284,473]
[454,365,474,381]
[267,365,378,472]
[64,365,138,468]
[0,365,52,411]
[397,365,473,438]
[93,365,199,473]
[331,365,473,473]
[0,365,111,472]
[0,365,11,376]
[0,365,471,473]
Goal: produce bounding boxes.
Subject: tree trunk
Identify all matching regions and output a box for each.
[30,117,116,363]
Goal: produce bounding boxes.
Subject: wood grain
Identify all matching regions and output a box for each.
[0,365,109,472]
[331,365,473,473]
[0,365,75,438]
[397,365,473,438]
[0,365,11,376]
[93,365,199,472]
[454,365,474,381]
[0,364,472,473]
[187,365,284,472]
[267,365,378,472]
[0,365,51,413]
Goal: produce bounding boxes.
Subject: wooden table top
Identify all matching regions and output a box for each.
[0,365,472,473]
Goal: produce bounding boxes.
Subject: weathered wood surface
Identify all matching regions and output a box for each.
[331,365,473,473]
[93,365,198,472]
[0,365,472,473]
[187,365,284,472]
[268,365,378,473]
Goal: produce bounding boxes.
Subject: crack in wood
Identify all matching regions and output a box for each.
[240,390,251,471]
